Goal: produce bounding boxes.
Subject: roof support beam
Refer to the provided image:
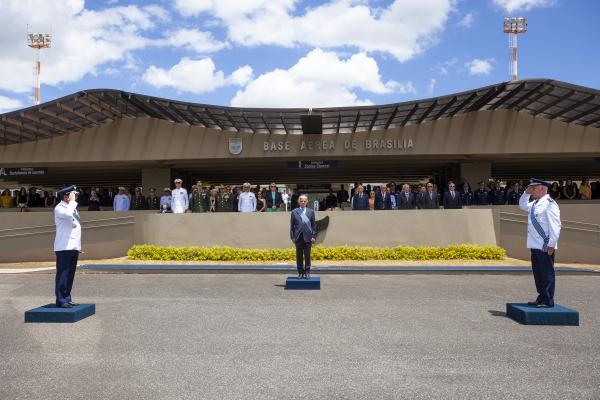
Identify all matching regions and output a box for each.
[57,103,99,125]
[448,93,477,117]
[368,109,380,131]
[20,112,67,134]
[186,107,210,128]
[76,95,119,120]
[121,93,168,120]
[0,120,38,141]
[86,93,124,118]
[336,112,342,134]
[150,100,183,123]
[533,90,575,116]
[466,83,507,113]
[417,101,437,124]
[384,105,399,129]
[281,113,289,134]
[203,108,225,130]
[260,113,272,134]
[583,113,600,127]
[548,94,595,120]
[433,96,457,120]
[3,116,46,139]
[400,103,419,126]
[564,103,600,124]
[223,110,241,131]
[352,111,361,133]
[516,85,554,111]
[489,82,526,110]
[39,108,85,129]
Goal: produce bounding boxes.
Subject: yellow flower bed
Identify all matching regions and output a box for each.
[128,244,506,261]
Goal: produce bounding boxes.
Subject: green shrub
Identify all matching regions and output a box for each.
[127,244,506,261]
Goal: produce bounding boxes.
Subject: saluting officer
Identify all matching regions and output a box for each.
[473,181,490,205]
[171,178,189,213]
[54,185,82,308]
[519,178,562,307]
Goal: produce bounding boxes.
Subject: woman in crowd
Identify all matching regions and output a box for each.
[16,187,28,212]
[88,190,101,211]
[256,191,266,212]
[549,182,561,200]
[579,178,592,200]
[368,191,376,211]
[1,189,13,208]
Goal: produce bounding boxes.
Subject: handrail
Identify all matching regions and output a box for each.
[0,215,135,234]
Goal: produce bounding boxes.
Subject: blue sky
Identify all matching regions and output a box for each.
[0,0,598,112]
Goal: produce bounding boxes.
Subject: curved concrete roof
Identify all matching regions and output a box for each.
[1,78,599,145]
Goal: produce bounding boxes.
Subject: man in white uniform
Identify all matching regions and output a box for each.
[519,178,562,307]
[238,182,256,212]
[170,178,189,213]
[54,185,82,308]
[113,186,130,211]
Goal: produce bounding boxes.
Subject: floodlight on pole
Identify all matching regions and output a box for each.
[503,17,527,81]
[27,30,52,105]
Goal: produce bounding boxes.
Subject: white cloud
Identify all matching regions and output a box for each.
[142,57,252,94]
[427,78,437,95]
[492,0,556,12]
[0,0,168,94]
[230,48,414,108]
[433,57,458,75]
[458,12,474,28]
[465,58,495,76]
[0,95,24,113]
[162,28,228,54]
[173,0,454,62]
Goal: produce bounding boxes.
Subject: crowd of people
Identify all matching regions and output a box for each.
[1,177,599,212]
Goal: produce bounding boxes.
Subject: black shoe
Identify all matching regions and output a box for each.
[68,302,79,306]
[58,303,73,308]
[527,301,541,306]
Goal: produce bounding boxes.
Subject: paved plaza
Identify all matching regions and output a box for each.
[1,272,599,400]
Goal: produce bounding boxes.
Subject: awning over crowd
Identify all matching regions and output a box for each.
[1,79,599,145]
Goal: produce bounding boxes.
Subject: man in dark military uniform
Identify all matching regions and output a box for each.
[217,185,233,212]
[130,187,146,210]
[190,180,209,213]
[490,180,506,205]
[459,182,473,206]
[507,182,522,205]
[146,188,160,210]
[473,181,490,205]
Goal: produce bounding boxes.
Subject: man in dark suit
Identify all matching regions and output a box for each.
[290,195,316,279]
[265,182,283,211]
[421,182,439,209]
[352,185,369,210]
[443,181,462,209]
[375,185,392,210]
[398,184,416,209]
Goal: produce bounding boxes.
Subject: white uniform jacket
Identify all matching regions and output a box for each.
[238,191,257,212]
[171,188,189,213]
[519,192,561,250]
[54,200,81,252]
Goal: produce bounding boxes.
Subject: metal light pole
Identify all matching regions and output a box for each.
[503,17,527,81]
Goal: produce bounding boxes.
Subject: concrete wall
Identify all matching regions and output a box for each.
[1,206,598,263]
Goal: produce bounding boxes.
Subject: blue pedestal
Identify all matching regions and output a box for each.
[285,277,321,290]
[506,303,579,326]
[25,304,95,323]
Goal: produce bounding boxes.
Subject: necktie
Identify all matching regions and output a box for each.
[405,193,409,200]
[451,191,454,199]
[430,192,432,200]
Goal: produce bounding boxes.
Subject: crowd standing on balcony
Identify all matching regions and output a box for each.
[1,178,600,212]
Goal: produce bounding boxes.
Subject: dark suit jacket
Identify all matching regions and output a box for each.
[374,192,392,210]
[265,191,283,208]
[398,192,416,209]
[290,207,316,242]
[442,191,462,209]
[420,191,439,209]
[352,193,369,210]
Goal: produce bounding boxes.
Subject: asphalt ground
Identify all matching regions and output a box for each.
[1,273,599,400]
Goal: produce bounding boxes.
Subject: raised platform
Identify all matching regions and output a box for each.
[24,304,95,323]
[285,276,321,290]
[506,303,579,326]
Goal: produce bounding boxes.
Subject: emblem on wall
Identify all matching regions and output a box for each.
[228,138,243,155]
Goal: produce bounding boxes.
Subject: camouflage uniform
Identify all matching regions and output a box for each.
[191,188,209,213]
